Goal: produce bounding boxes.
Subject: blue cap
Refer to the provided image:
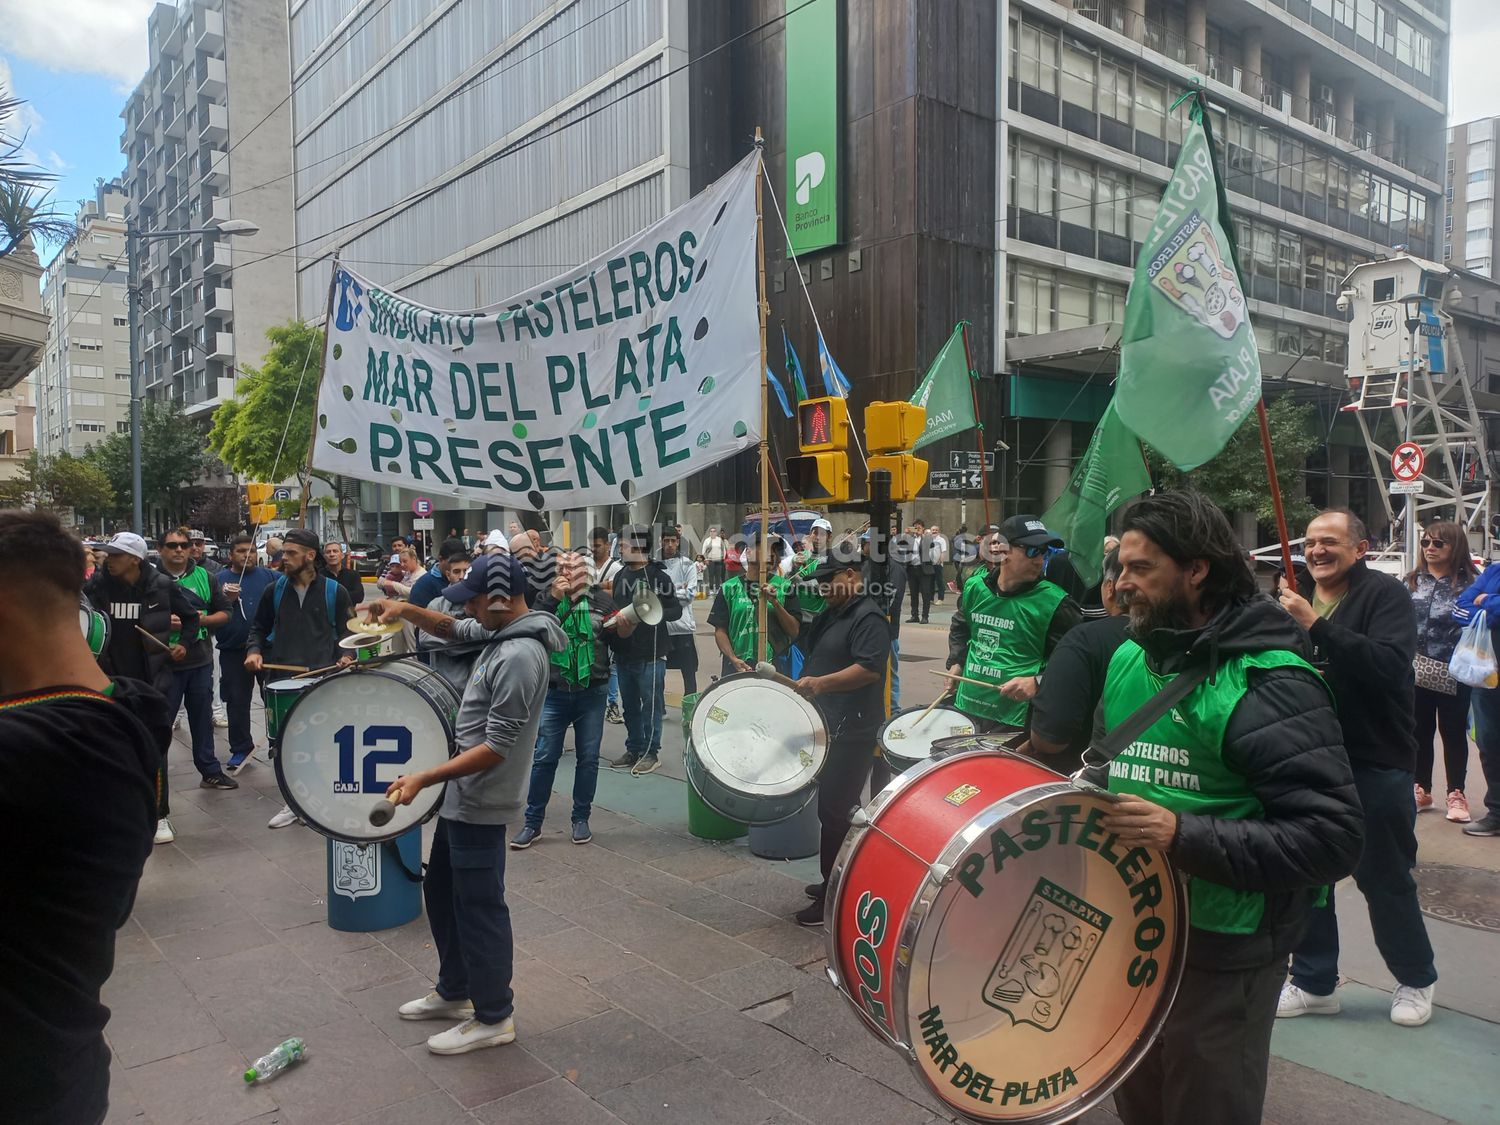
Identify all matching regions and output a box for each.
[441,552,528,605]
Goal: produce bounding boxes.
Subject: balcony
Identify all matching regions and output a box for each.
[202,102,228,144]
[198,57,225,98]
[209,331,234,362]
[210,196,230,225]
[206,287,233,319]
[195,8,223,52]
[206,243,231,274]
[203,148,229,188]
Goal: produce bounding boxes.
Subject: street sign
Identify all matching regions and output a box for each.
[1391,442,1424,482]
[929,469,983,492]
[948,450,996,473]
[272,487,292,501]
[1388,480,1426,495]
[412,517,436,530]
[412,496,434,516]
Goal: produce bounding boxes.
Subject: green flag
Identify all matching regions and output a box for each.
[1114,98,1261,471]
[1042,400,1151,586]
[910,324,976,451]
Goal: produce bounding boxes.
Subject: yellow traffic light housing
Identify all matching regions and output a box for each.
[785,452,851,504]
[248,502,278,525]
[246,482,273,505]
[797,397,850,452]
[864,401,926,452]
[868,454,928,503]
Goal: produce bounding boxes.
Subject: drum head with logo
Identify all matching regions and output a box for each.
[275,661,459,843]
[878,705,975,769]
[79,597,110,658]
[690,672,828,798]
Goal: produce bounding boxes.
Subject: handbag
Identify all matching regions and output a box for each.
[1413,653,1458,696]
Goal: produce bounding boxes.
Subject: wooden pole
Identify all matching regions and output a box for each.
[1256,398,1296,582]
[753,129,771,652]
[961,322,992,527]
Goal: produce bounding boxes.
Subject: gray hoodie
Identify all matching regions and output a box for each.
[442,610,566,825]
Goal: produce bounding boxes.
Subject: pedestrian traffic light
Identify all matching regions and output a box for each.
[863,401,927,502]
[797,397,850,452]
[246,482,273,505]
[785,452,850,503]
[248,503,278,525]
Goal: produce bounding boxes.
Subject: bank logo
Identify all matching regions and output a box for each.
[1147,212,1247,341]
[331,840,380,900]
[794,151,827,206]
[983,877,1110,1031]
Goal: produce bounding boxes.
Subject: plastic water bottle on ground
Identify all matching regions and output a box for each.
[243,1037,306,1083]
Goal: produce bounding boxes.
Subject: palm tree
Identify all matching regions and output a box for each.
[0,86,74,259]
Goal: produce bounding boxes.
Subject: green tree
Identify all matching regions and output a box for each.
[1147,396,1321,530]
[209,321,326,527]
[0,87,75,258]
[87,401,206,532]
[0,451,116,519]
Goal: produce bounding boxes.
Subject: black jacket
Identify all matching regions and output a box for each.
[84,562,200,695]
[1115,595,1363,971]
[1297,559,1418,771]
[535,585,621,692]
[610,562,683,665]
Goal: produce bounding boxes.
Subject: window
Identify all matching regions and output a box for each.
[1471,141,1495,172]
[1252,223,1277,282]
[1014,142,1056,214]
[73,310,101,325]
[1132,189,1158,243]
[1061,39,1096,109]
[74,338,104,352]
[1017,23,1059,94]
[77,392,104,406]
[75,423,105,434]
[115,370,130,379]
[1305,153,1328,204]
[1097,170,1129,236]
[117,421,131,433]
[1328,160,1350,210]
[69,363,104,379]
[1469,169,1494,185]
[113,316,127,327]
[1136,76,1167,140]
[1304,240,1326,291]
[1057,276,1092,330]
[1010,263,1055,336]
[1097,281,1128,324]
[1469,200,1494,229]
[1059,158,1093,226]
[1099,60,1132,123]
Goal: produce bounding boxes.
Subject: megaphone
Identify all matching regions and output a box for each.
[605,584,664,629]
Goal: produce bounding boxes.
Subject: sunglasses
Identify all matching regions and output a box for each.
[1419,538,1450,549]
[1019,544,1049,559]
[162,542,190,549]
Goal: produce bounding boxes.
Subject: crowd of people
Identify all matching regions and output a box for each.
[8,492,1499,1124]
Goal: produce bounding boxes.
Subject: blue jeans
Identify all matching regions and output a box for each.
[425,817,514,1025]
[164,662,220,777]
[1467,685,1500,821]
[218,648,255,757]
[525,683,606,828]
[607,658,619,708]
[618,659,666,759]
[1289,763,1437,995]
[889,635,901,712]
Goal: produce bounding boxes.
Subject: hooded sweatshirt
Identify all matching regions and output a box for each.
[443,610,566,825]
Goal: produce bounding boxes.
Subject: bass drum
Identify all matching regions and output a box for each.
[877,705,975,773]
[686,671,828,825]
[275,658,461,843]
[826,748,1187,1124]
[79,596,110,658]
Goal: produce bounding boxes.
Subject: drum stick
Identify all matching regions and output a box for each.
[134,625,173,653]
[292,661,343,679]
[753,661,802,692]
[369,787,402,827]
[260,662,310,673]
[914,686,953,726]
[929,669,997,690]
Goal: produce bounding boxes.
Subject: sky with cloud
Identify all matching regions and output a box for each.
[1,0,1498,264]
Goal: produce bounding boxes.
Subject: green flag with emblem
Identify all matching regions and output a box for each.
[909,323,977,451]
[1114,95,1261,471]
[1041,400,1151,586]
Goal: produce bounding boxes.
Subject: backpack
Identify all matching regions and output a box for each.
[266,575,339,646]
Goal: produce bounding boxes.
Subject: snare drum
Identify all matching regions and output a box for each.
[264,679,312,745]
[827,748,1187,1124]
[877,705,975,773]
[275,658,461,843]
[686,672,828,825]
[79,596,110,658]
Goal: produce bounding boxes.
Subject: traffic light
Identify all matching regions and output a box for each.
[248,503,278,525]
[245,482,273,505]
[864,401,927,502]
[797,397,850,451]
[786,396,851,503]
[245,482,276,527]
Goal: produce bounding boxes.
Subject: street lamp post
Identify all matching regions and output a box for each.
[1400,292,1424,574]
[125,218,259,534]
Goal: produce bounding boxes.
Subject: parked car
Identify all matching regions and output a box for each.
[345,542,384,577]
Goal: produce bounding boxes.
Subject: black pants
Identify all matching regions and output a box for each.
[426,817,515,1024]
[667,632,699,696]
[818,732,877,883]
[219,647,256,757]
[1114,959,1285,1125]
[905,566,932,621]
[1414,683,1471,793]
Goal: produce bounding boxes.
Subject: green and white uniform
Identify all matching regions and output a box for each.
[953,572,1070,728]
[719,574,794,664]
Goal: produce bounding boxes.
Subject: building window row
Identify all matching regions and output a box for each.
[1007,260,1129,337]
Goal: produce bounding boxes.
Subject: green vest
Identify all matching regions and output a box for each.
[795,555,827,617]
[1102,640,1326,934]
[722,574,792,663]
[955,574,1068,728]
[167,566,211,645]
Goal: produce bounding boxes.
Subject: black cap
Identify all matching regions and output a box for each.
[283,528,320,551]
[997,515,1063,548]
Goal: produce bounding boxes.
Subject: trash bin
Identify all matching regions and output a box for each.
[748,790,820,859]
[326,826,423,932]
[682,691,747,841]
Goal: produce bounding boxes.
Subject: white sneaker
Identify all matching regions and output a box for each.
[153,819,175,845]
[172,714,182,732]
[212,705,229,729]
[398,991,476,1022]
[1390,984,1434,1027]
[267,804,299,830]
[426,1015,515,1055]
[1276,982,1340,1018]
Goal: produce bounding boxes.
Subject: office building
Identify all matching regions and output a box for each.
[31,180,134,460]
[1446,115,1497,278]
[0,382,36,485]
[119,0,296,419]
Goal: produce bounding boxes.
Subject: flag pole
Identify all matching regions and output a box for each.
[1256,399,1297,583]
[754,128,771,646]
[960,321,992,526]
[298,249,341,530]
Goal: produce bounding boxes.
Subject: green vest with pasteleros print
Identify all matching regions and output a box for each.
[955,573,1068,728]
[722,574,793,663]
[167,566,211,644]
[795,555,827,617]
[1102,640,1329,934]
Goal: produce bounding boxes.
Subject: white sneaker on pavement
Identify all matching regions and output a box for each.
[426,1015,515,1055]
[212,704,229,728]
[267,804,299,829]
[153,819,175,845]
[1390,984,1434,1027]
[398,991,475,1021]
[1276,982,1340,1018]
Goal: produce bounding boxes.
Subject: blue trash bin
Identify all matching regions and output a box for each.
[326,826,423,932]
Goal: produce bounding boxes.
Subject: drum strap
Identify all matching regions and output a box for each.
[1080,664,1210,773]
[382,839,426,883]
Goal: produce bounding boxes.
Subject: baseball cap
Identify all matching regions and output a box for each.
[442,552,528,605]
[102,532,148,560]
[283,528,320,551]
[998,514,1063,549]
[808,555,862,583]
[810,517,832,533]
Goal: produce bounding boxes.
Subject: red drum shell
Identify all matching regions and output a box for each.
[826,748,1187,1124]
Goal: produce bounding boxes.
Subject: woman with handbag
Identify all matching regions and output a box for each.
[1407,521,1477,821]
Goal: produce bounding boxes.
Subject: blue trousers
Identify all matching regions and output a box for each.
[618,659,666,759]
[164,662,220,777]
[426,817,514,1025]
[525,683,606,828]
[1289,763,1437,994]
[1466,684,1500,821]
